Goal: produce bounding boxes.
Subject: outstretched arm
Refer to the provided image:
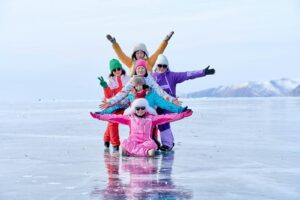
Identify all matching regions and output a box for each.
[96,97,130,114]
[106,78,134,106]
[173,70,206,84]
[152,90,185,113]
[148,31,174,70]
[152,110,193,126]
[173,65,215,84]
[90,112,130,125]
[145,74,175,102]
[106,34,133,68]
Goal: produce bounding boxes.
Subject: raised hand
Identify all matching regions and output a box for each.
[98,76,108,88]
[164,31,174,42]
[99,102,110,110]
[204,65,215,75]
[129,87,137,96]
[106,34,116,44]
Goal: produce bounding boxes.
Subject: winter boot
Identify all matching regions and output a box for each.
[104,142,110,149]
[160,145,173,152]
[112,146,119,151]
[160,142,174,152]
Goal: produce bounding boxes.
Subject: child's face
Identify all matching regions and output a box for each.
[135,106,146,116]
[134,84,143,92]
[136,66,146,76]
[135,50,145,59]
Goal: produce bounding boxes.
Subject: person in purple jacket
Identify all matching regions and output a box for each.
[152,54,216,151]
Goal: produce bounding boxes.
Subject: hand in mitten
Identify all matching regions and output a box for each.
[98,76,108,88]
[90,112,100,119]
[181,106,188,112]
[183,109,193,117]
[164,31,174,42]
[106,34,116,44]
[204,65,215,75]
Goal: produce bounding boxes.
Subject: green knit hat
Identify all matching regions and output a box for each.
[109,59,122,73]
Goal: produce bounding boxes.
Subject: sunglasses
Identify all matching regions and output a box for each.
[157,64,168,68]
[135,106,146,111]
[113,68,122,72]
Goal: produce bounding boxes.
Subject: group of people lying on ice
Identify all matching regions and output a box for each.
[90,31,215,157]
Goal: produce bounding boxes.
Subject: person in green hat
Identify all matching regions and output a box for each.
[98,58,130,151]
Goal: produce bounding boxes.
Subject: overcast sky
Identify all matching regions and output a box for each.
[1,0,300,101]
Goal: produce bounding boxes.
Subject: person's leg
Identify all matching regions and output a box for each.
[104,123,111,148]
[109,122,120,151]
[152,126,161,149]
[121,139,133,156]
[132,140,157,157]
[109,110,123,151]
[157,108,174,150]
[158,123,174,150]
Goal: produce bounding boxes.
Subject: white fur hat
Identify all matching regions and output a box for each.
[154,54,169,68]
[124,98,157,115]
[132,43,149,57]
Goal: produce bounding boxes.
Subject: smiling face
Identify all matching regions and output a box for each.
[112,68,122,76]
[134,83,143,92]
[135,50,145,59]
[136,66,146,76]
[135,106,146,116]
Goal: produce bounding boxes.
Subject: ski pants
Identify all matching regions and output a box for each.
[103,110,124,146]
[157,108,174,148]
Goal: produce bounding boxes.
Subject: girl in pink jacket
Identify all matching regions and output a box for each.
[90,98,192,157]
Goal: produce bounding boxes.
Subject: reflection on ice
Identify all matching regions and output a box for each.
[1,98,300,199]
[91,151,192,199]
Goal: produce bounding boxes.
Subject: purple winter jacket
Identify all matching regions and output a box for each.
[152,69,206,97]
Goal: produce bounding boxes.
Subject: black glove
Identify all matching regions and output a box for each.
[204,65,215,75]
[106,34,116,44]
[164,31,174,41]
[182,106,188,112]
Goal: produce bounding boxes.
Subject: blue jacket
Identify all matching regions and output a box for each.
[97,88,185,114]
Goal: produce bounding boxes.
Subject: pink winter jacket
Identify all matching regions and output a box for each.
[90,111,192,156]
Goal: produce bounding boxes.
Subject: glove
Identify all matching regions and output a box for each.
[106,34,116,44]
[204,65,215,75]
[183,109,193,117]
[98,76,108,88]
[182,106,188,112]
[90,112,101,120]
[164,31,174,41]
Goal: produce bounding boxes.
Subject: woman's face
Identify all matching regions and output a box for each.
[136,66,146,76]
[134,84,143,92]
[112,68,122,76]
[135,106,146,116]
[156,64,168,74]
[135,50,145,59]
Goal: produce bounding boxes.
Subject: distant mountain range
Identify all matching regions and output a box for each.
[184,78,300,98]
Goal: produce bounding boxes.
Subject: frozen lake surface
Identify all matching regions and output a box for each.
[1,98,300,199]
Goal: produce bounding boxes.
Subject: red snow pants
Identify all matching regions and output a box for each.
[103,110,124,146]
